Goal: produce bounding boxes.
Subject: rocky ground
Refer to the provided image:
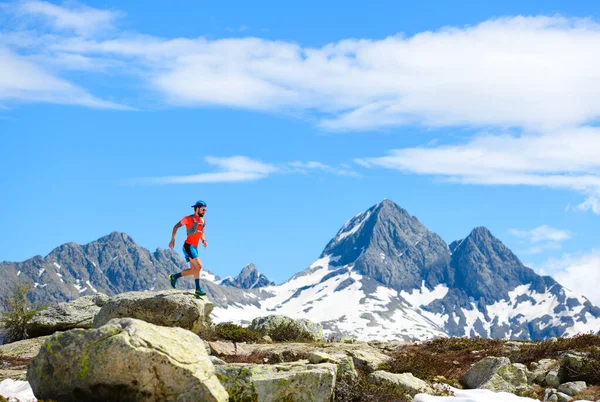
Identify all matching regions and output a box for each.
[1,290,600,401]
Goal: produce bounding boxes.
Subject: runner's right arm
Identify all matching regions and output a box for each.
[168,222,183,249]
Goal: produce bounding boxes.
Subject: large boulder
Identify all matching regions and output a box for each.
[93,290,212,334]
[249,315,323,341]
[27,318,228,402]
[215,361,337,402]
[462,357,528,393]
[26,293,109,337]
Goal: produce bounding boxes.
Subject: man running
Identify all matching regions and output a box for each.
[168,200,208,298]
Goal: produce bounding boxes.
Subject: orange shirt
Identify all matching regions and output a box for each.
[180,214,205,247]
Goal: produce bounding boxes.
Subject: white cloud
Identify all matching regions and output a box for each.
[0,47,126,108]
[140,156,277,184]
[541,250,600,305]
[509,225,571,243]
[286,161,359,177]
[509,225,571,255]
[133,156,358,184]
[14,1,120,36]
[577,196,600,214]
[357,127,600,211]
[6,11,600,130]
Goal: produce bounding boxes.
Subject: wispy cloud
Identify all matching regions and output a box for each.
[286,161,359,177]
[225,25,249,33]
[509,225,571,254]
[576,196,600,214]
[132,156,356,184]
[356,127,600,212]
[540,250,600,305]
[11,1,121,36]
[0,47,128,109]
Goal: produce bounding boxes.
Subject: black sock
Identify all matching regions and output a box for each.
[194,278,201,291]
[173,272,182,280]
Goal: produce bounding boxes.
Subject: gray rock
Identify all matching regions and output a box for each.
[209,356,227,365]
[249,315,323,341]
[369,370,433,396]
[215,362,337,402]
[0,336,49,360]
[348,348,391,373]
[462,357,528,392]
[530,359,560,384]
[546,369,561,388]
[308,351,337,364]
[93,289,213,334]
[556,391,573,402]
[27,317,228,401]
[558,381,587,396]
[26,293,109,337]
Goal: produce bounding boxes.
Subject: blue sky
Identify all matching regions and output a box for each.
[1,0,600,303]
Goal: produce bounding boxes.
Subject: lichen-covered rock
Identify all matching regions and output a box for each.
[308,351,336,364]
[334,355,358,381]
[27,318,228,402]
[249,315,323,341]
[558,381,587,397]
[556,391,573,402]
[559,353,585,383]
[93,289,213,334]
[462,357,527,392]
[530,359,559,384]
[369,371,433,396]
[0,336,49,360]
[348,348,391,373]
[545,369,561,388]
[215,362,337,402]
[26,293,109,337]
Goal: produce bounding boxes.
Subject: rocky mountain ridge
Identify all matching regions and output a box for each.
[2,199,599,341]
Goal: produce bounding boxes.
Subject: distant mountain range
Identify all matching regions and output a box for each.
[2,199,599,341]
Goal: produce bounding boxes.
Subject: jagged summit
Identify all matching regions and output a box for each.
[319,199,451,291]
[449,226,556,304]
[219,263,274,289]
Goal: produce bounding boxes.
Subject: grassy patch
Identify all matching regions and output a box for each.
[333,372,412,402]
[573,385,600,401]
[268,321,314,343]
[380,337,505,383]
[199,323,265,343]
[560,349,600,385]
[510,333,600,365]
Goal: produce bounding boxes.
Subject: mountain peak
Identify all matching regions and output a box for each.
[220,263,274,289]
[450,226,555,304]
[319,199,452,291]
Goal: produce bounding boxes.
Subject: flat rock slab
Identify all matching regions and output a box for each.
[0,336,50,359]
[216,361,337,402]
[93,289,213,334]
[27,293,109,337]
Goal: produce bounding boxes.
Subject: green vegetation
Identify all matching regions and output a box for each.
[510,333,600,364]
[381,336,504,383]
[199,322,265,343]
[333,372,411,402]
[0,283,46,343]
[268,321,314,343]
